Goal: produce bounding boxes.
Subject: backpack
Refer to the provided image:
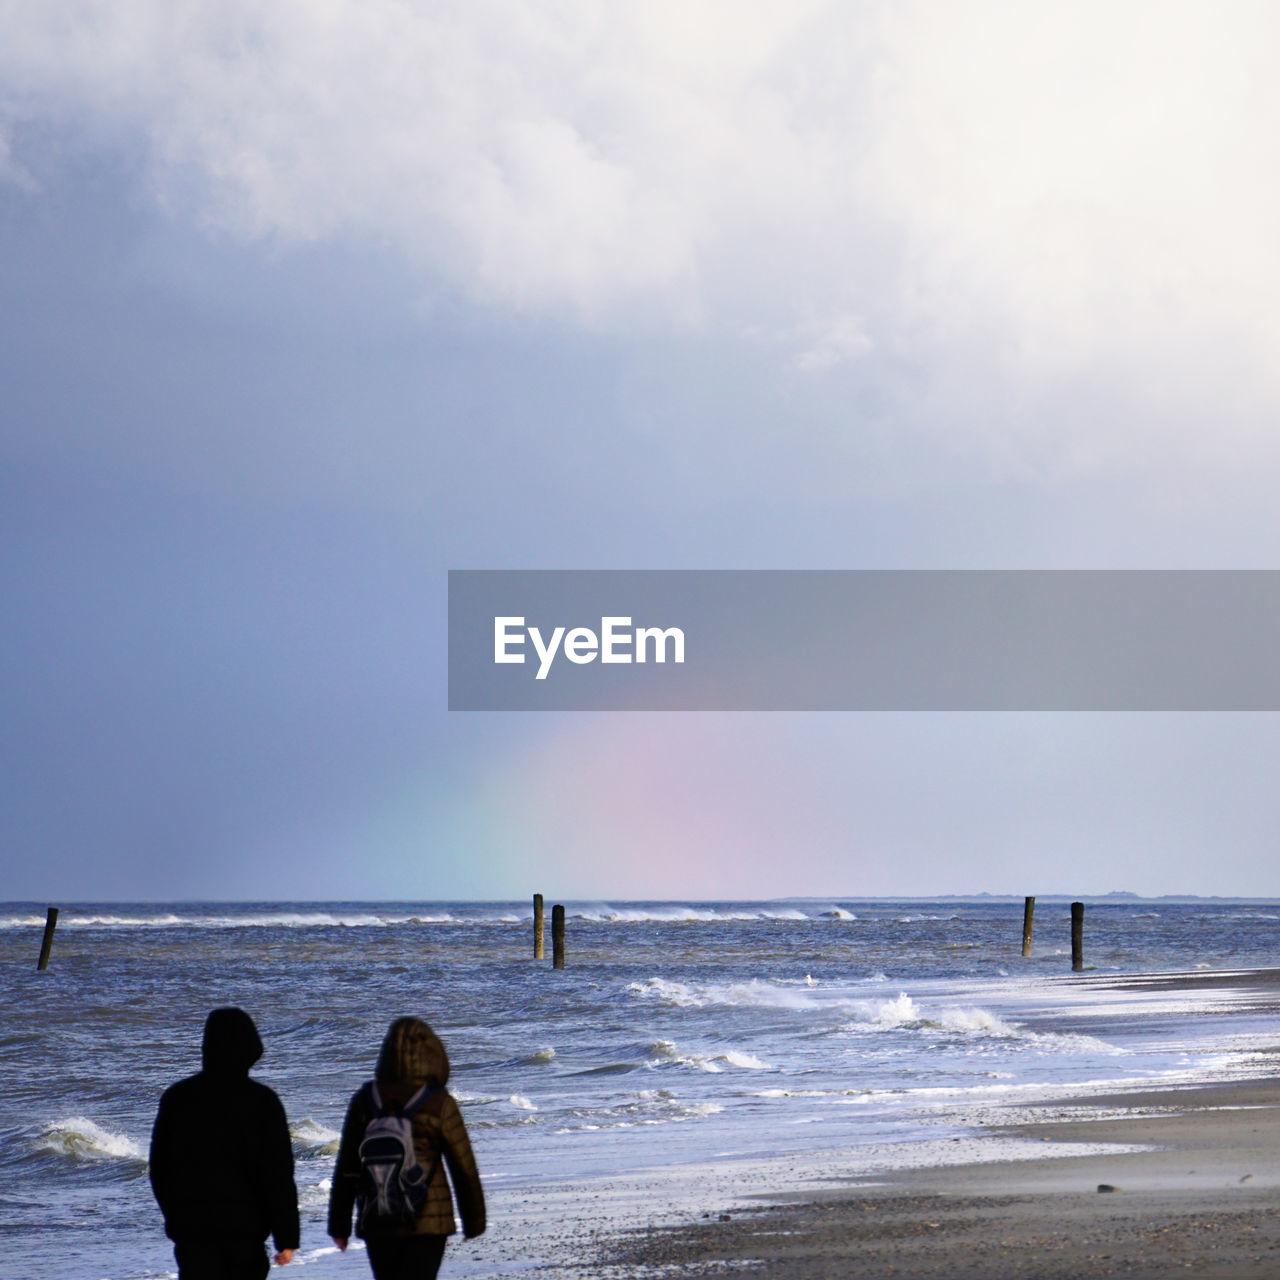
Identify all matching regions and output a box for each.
[357,1081,442,1225]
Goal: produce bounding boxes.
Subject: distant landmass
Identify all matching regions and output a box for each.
[786,893,1280,904]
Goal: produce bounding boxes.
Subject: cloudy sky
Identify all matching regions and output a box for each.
[2,1,1278,901]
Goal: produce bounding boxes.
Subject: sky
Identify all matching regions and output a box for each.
[2,1,1278,901]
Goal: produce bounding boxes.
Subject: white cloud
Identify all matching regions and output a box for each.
[862,5,1280,459]
[0,3,893,319]
[5,1,1280,473]
[794,314,873,370]
[0,0,846,318]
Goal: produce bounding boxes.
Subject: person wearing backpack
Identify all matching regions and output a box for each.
[328,1016,485,1279]
[150,1007,300,1277]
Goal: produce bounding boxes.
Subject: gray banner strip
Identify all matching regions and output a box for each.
[448,570,1280,710]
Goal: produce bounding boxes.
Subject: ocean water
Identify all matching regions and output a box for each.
[3,898,1280,1279]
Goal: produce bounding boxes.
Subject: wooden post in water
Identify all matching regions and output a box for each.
[1071,901,1085,972]
[533,894,544,960]
[37,907,59,971]
[1021,896,1035,958]
[552,904,566,970]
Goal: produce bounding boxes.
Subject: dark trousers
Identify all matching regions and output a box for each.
[365,1233,449,1280]
[174,1238,270,1280]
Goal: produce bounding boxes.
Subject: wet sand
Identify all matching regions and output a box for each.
[590,972,1280,1279]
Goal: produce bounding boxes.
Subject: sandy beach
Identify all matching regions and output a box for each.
[588,974,1280,1279]
[594,1078,1280,1278]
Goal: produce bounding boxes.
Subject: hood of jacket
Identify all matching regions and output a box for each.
[201,1007,264,1076]
[375,1016,450,1087]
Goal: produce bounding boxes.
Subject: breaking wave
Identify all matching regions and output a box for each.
[569,904,814,923]
[0,911,462,930]
[839,993,1018,1035]
[627,977,824,1010]
[299,1176,333,1209]
[451,1090,501,1106]
[1,903,856,930]
[290,1118,340,1156]
[642,1039,774,1073]
[553,1089,726,1133]
[627,977,1072,1045]
[34,1118,146,1166]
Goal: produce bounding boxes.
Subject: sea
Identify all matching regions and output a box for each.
[4,898,1280,1280]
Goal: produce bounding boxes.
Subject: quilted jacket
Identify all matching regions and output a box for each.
[327,1018,485,1240]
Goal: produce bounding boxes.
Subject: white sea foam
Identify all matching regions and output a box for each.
[0,910,462,930]
[628,977,1023,1037]
[573,905,724,923]
[35,1117,146,1164]
[34,913,188,928]
[628,978,705,1006]
[645,1039,723,1072]
[839,993,1019,1037]
[207,911,464,928]
[717,1050,773,1070]
[643,1040,773,1073]
[559,1091,727,1133]
[290,1118,341,1156]
[0,904,831,930]
[633,973,1131,1059]
[628,976,823,1011]
[751,1087,872,1099]
[298,1179,333,1209]
[678,1102,724,1119]
[571,904,817,923]
[1204,912,1280,921]
[508,1094,537,1110]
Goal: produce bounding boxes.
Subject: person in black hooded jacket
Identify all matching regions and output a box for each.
[150,1007,300,1277]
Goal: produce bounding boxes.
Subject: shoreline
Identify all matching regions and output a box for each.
[578,971,1280,1279]
[586,1075,1280,1278]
